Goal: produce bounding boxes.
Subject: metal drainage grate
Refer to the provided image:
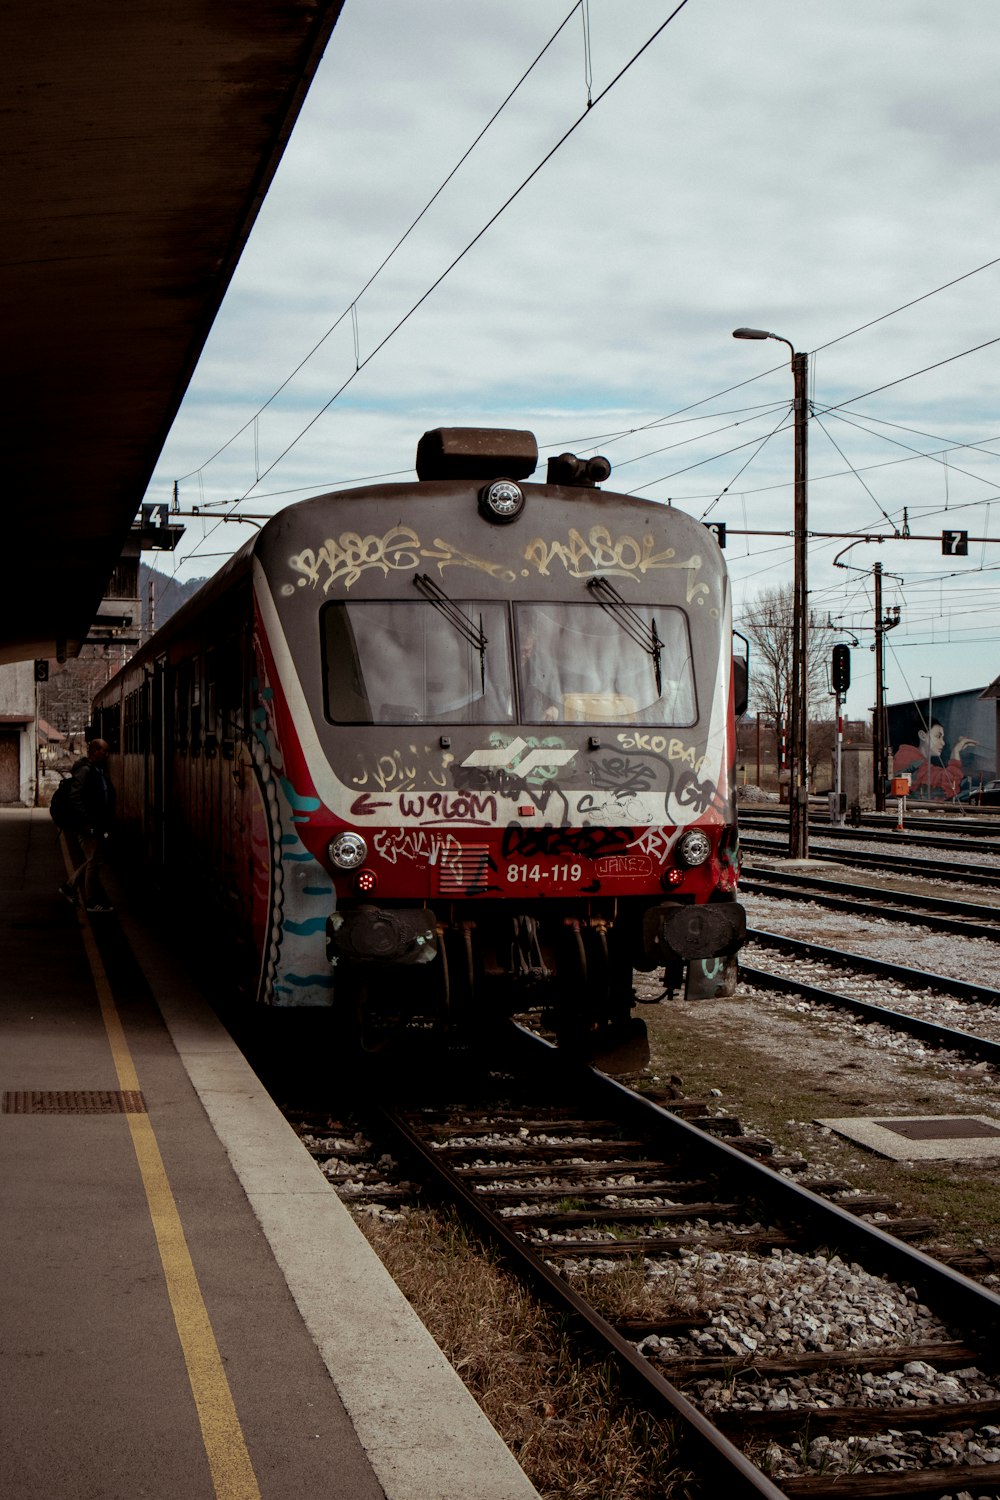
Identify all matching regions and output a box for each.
[2,1090,147,1115]
[877,1116,1000,1141]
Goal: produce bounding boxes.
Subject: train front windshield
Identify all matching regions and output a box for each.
[321,599,696,726]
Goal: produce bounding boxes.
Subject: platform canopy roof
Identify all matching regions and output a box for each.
[2,0,345,666]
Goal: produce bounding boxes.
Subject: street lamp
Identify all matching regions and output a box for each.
[922,675,933,769]
[733,327,810,858]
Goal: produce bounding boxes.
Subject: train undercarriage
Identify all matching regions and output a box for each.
[327,894,745,1065]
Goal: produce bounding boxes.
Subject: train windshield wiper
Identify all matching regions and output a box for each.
[413,573,488,692]
[586,576,663,697]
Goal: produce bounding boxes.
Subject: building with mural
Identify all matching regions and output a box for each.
[887,683,997,802]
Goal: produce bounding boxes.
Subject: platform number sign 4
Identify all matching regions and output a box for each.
[941,529,969,556]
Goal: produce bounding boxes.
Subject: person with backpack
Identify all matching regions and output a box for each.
[55,738,116,913]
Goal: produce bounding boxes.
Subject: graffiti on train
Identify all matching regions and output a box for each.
[286,527,515,593]
[372,828,463,867]
[501,824,634,861]
[523,527,711,605]
[350,746,453,793]
[284,523,714,608]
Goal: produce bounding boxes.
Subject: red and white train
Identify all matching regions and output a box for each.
[93,428,746,1049]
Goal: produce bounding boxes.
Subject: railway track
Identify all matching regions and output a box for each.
[739,808,1000,844]
[299,1028,1000,1499]
[740,837,1000,890]
[741,867,1000,942]
[743,930,1000,1069]
[738,813,1000,860]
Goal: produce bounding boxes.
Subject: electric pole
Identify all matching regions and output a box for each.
[733,328,810,858]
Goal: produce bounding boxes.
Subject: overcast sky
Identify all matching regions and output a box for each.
[146,0,1000,727]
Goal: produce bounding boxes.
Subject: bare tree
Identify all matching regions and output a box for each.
[736,585,835,769]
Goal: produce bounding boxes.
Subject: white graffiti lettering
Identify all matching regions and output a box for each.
[627,827,679,864]
[289,527,423,592]
[419,538,516,583]
[523,527,710,604]
[615,732,708,774]
[373,829,463,867]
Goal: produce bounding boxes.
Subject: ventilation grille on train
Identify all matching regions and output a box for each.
[436,845,492,895]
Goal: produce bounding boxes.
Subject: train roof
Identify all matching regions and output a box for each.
[96,427,724,698]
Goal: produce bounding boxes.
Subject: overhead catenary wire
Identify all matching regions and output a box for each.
[232,0,694,502]
[177,0,587,484]
[174,2,695,579]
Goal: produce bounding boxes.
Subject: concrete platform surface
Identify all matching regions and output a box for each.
[1,809,539,1500]
[818,1112,1000,1161]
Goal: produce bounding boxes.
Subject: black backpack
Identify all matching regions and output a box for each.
[49,776,73,830]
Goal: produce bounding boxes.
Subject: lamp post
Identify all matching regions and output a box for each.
[733,328,810,858]
[922,675,933,772]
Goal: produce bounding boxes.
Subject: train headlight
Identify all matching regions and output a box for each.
[676,830,711,868]
[328,831,368,870]
[479,478,525,524]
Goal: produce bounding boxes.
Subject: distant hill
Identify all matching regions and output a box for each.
[139,564,211,634]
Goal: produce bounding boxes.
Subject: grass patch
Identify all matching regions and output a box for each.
[643,990,1000,1259]
[356,1206,697,1499]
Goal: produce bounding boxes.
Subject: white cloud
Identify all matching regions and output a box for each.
[147,0,1000,718]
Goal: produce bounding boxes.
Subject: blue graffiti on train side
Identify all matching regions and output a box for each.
[250,661,335,1004]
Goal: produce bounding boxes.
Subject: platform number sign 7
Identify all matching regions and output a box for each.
[941,529,969,556]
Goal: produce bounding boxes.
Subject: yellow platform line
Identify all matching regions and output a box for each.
[65,852,261,1500]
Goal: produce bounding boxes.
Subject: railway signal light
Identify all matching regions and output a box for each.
[831,643,851,694]
[941,529,968,555]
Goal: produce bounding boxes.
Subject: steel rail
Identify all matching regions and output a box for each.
[740,836,1000,889]
[372,1102,789,1498]
[746,928,1000,1006]
[371,1024,1000,1498]
[740,870,1000,924]
[738,808,1000,841]
[737,815,1000,855]
[742,871,1000,940]
[746,866,1000,916]
[741,964,1000,1067]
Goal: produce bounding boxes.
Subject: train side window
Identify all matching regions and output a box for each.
[216,635,244,755]
[190,662,202,756]
[103,703,121,754]
[174,662,189,752]
[320,600,515,724]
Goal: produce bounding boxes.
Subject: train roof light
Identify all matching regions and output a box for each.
[416,427,538,481]
[479,479,525,524]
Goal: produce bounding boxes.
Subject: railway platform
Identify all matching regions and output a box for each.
[0,808,539,1500]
